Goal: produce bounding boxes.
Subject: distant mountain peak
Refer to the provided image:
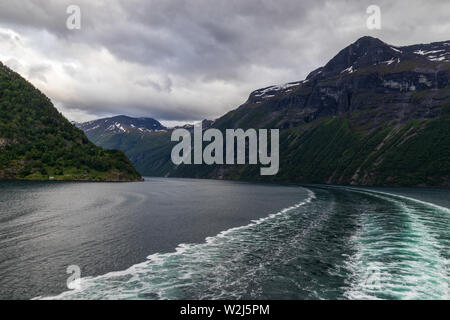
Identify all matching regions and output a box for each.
[322,36,398,74]
[76,115,167,138]
[354,35,386,46]
[245,37,450,106]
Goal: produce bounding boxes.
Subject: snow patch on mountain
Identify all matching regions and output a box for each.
[382,57,401,65]
[413,48,449,62]
[76,115,167,137]
[390,47,402,53]
[251,80,308,101]
[341,66,355,74]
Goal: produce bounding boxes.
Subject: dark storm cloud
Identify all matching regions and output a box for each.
[0,0,449,122]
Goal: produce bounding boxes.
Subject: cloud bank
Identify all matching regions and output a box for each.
[0,0,449,123]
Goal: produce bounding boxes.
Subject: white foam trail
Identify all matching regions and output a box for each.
[342,187,449,300]
[202,188,316,244]
[38,188,316,300]
[343,186,450,213]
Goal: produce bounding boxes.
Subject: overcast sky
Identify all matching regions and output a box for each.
[0,0,449,125]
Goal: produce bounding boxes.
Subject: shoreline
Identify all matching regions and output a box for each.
[139,175,450,189]
[0,176,144,183]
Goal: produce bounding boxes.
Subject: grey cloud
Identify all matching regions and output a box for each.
[0,0,449,122]
[62,64,77,77]
[28,64,52,83]
[135,75,172,93]
[5,58,23,73]
[62,98,213,122]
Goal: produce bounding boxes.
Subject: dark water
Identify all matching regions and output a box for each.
[0,179,448,300]
[0,178,306,299]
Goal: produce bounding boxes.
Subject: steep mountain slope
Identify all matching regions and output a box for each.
[214,36,450,130]
[80,37,450,186]
[0,62,142,181]
[76,118,213,176]
[200,36,450,186]
[74,116,171,175]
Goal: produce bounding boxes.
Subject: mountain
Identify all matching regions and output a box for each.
[76,115,166,137]
[75,117,208,176]
[75,115,166,150]
[215,36,450,130]
[0,62,142,181]
[79,37,450,186]
[74,116,171,176]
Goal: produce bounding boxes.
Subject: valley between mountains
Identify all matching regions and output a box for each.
[76,37,450,187]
